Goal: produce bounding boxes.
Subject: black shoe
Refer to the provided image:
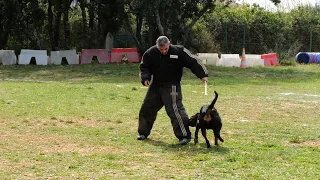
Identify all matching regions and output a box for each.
[137,135,146,140]
[177,138,191,145]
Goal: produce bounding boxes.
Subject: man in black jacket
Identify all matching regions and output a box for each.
[138,36,208,145]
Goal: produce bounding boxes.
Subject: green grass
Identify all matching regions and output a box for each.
[0,64,320,179]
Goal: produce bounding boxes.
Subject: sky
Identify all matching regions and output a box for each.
[236,0,319,11]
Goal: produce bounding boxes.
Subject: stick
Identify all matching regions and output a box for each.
[205,81,208,96]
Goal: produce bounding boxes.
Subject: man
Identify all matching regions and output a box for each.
[138,36,208,145]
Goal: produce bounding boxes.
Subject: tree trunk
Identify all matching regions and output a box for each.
[152,0,164,36]
[80,2,88,49]
[146,15,156,47]
[48,0,55,50]
[63,9,70,49]
[169,1,180,45]
[88,2,95,48]
[0,32,9,50]
[0,20,10,49]
[88,3,95,29]
[97,0,105,48]
[135,14,143,44]
[154,9,164,35]
[22,28,34,48]
[54,10,62,50]
[35,27,44,50]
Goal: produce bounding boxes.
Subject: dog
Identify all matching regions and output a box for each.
[189,91,224,148]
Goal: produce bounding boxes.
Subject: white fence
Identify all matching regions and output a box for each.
[0,50,17,65]
[1,49,269,67]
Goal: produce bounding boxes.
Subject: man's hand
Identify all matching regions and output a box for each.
[201,77,208,82]
[144,80,150,87]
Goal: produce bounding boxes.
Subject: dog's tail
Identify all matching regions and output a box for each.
[218,135,224,142]
[208,91,218,110]
[214,134,224,146]
[214,131,224,142]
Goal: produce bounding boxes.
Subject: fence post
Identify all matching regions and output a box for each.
[309,28,313,52]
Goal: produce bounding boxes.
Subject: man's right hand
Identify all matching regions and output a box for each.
[144,80,150,87]
[201,77,208,82]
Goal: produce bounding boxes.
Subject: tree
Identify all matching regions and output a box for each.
[127,0,232,49]
[289,6,320,52]
[0,0,18,49]
[0,0,46,50]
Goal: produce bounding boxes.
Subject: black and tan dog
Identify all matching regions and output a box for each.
[189,91,224,148]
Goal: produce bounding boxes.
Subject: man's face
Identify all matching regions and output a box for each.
[158,43,170,55]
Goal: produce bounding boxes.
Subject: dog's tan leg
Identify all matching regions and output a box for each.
[214,137,219,146]
[194,126,200,144]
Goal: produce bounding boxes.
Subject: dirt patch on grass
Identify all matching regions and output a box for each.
[137,152,158,157]
[42,143,128,155]
[281,101,311,109]
[69,78,86,82]
[0,157,34,174]
[1,132,126,155]
[27,117,109,128]
[298,141,320,147]
[225,130,246,135]
[285,141,320,147]
[76,118,108,127]
[53,117,107,127]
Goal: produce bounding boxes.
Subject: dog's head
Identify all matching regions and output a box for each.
[188,113,199,127]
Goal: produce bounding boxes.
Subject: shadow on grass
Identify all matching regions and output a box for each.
[144,138,229,155]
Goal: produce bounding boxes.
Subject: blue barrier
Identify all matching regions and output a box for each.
[296,52,320,64]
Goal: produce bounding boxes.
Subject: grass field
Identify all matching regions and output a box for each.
[0,64,319,179]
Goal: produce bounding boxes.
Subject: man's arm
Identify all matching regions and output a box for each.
[139,52,152,86]
[181,47,208,80]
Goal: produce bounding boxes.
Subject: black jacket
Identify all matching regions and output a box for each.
[139,45,208,86]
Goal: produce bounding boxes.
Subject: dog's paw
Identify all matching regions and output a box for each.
[194,138,198,144]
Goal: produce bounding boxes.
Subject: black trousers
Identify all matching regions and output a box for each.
[138,83,191,140]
